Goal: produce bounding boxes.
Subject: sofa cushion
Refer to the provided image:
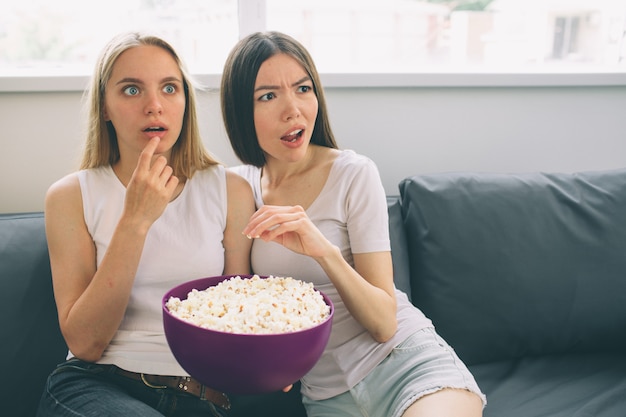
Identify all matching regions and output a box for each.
[399,169,626,365]
[470,352,626,417]
[0,212,67,417]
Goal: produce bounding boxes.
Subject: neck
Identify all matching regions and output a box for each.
[263,145,319,187]
[111,161,134,187]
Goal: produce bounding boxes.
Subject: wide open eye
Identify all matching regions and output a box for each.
[163,84,177,94]
[123,85,140,96]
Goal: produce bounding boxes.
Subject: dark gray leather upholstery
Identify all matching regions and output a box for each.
[0,212,67,417]
[398,168,626,416]
[3,168,625,416]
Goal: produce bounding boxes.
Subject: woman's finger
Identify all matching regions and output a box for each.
[137,137,161,171]
[245,209,306,240]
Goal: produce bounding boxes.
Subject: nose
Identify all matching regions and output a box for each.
[282,94,300,121]
[145,92,163,115]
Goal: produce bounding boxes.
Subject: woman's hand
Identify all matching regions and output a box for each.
[244,204,398,343]
[243,205,334,260]
[122,137,179,231]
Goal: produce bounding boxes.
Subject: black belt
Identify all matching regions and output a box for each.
[113,367,230,410]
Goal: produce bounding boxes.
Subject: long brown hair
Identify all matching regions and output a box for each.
[221,31,338,167]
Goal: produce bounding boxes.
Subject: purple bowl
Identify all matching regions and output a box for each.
[162,274,333,394]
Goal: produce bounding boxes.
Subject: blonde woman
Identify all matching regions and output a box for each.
[37,32,254,417]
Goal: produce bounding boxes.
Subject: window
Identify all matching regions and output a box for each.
[0,0,239,75]
[265,0,626,72]
[1,0,625,90]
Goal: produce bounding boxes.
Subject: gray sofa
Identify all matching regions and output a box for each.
[2,168,625,417]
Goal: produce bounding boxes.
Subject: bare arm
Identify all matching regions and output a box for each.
[318,248,397,342]
[222,170,255,275]
[47,137,178,362]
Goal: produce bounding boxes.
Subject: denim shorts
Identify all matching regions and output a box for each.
[302,327,487,417]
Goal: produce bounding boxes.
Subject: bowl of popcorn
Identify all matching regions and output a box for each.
[162,274,333,394]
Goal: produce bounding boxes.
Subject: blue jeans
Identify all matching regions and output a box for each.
[37,359,229,417]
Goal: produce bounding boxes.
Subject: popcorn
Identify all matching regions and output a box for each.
[165,275,331,334]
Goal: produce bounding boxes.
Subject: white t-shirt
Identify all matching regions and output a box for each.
[75,164,227,375]
[232,150,432,400]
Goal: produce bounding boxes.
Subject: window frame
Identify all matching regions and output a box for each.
[1,0,625,92]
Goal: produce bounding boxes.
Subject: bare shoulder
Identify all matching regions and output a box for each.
[44,172,83,218]
[46,172,81,199]
[225,169,253,195]
[225,169,255,210]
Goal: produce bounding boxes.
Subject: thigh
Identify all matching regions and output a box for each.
[37,360,163,417]
[402,387,483,417]
[303,328,486,417]
[381,328,485,417]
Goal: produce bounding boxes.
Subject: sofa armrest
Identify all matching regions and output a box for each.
[0,212,67,417]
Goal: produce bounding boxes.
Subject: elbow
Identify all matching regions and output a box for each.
[69,345,105,363]
[64,333,107,363]
[371,318,398,343]
[75,351,104,363]
[371,296,398,343]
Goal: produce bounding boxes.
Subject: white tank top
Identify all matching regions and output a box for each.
[75,165,227,375]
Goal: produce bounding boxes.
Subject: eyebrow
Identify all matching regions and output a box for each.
[115,76,182,86]
[254,76,311,92]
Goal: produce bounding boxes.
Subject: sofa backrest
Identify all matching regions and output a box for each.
[0,212,67,417]
[387,196,412,301]
[399,168,626,365]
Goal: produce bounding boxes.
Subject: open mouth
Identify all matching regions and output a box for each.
[144,126,166,132]
[281,129,303,142]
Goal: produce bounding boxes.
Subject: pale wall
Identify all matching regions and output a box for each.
[2,85,625,213]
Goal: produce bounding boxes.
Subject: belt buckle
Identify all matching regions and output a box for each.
[140,373,168,389]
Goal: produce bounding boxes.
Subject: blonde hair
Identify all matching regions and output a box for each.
[80,32,218,179]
